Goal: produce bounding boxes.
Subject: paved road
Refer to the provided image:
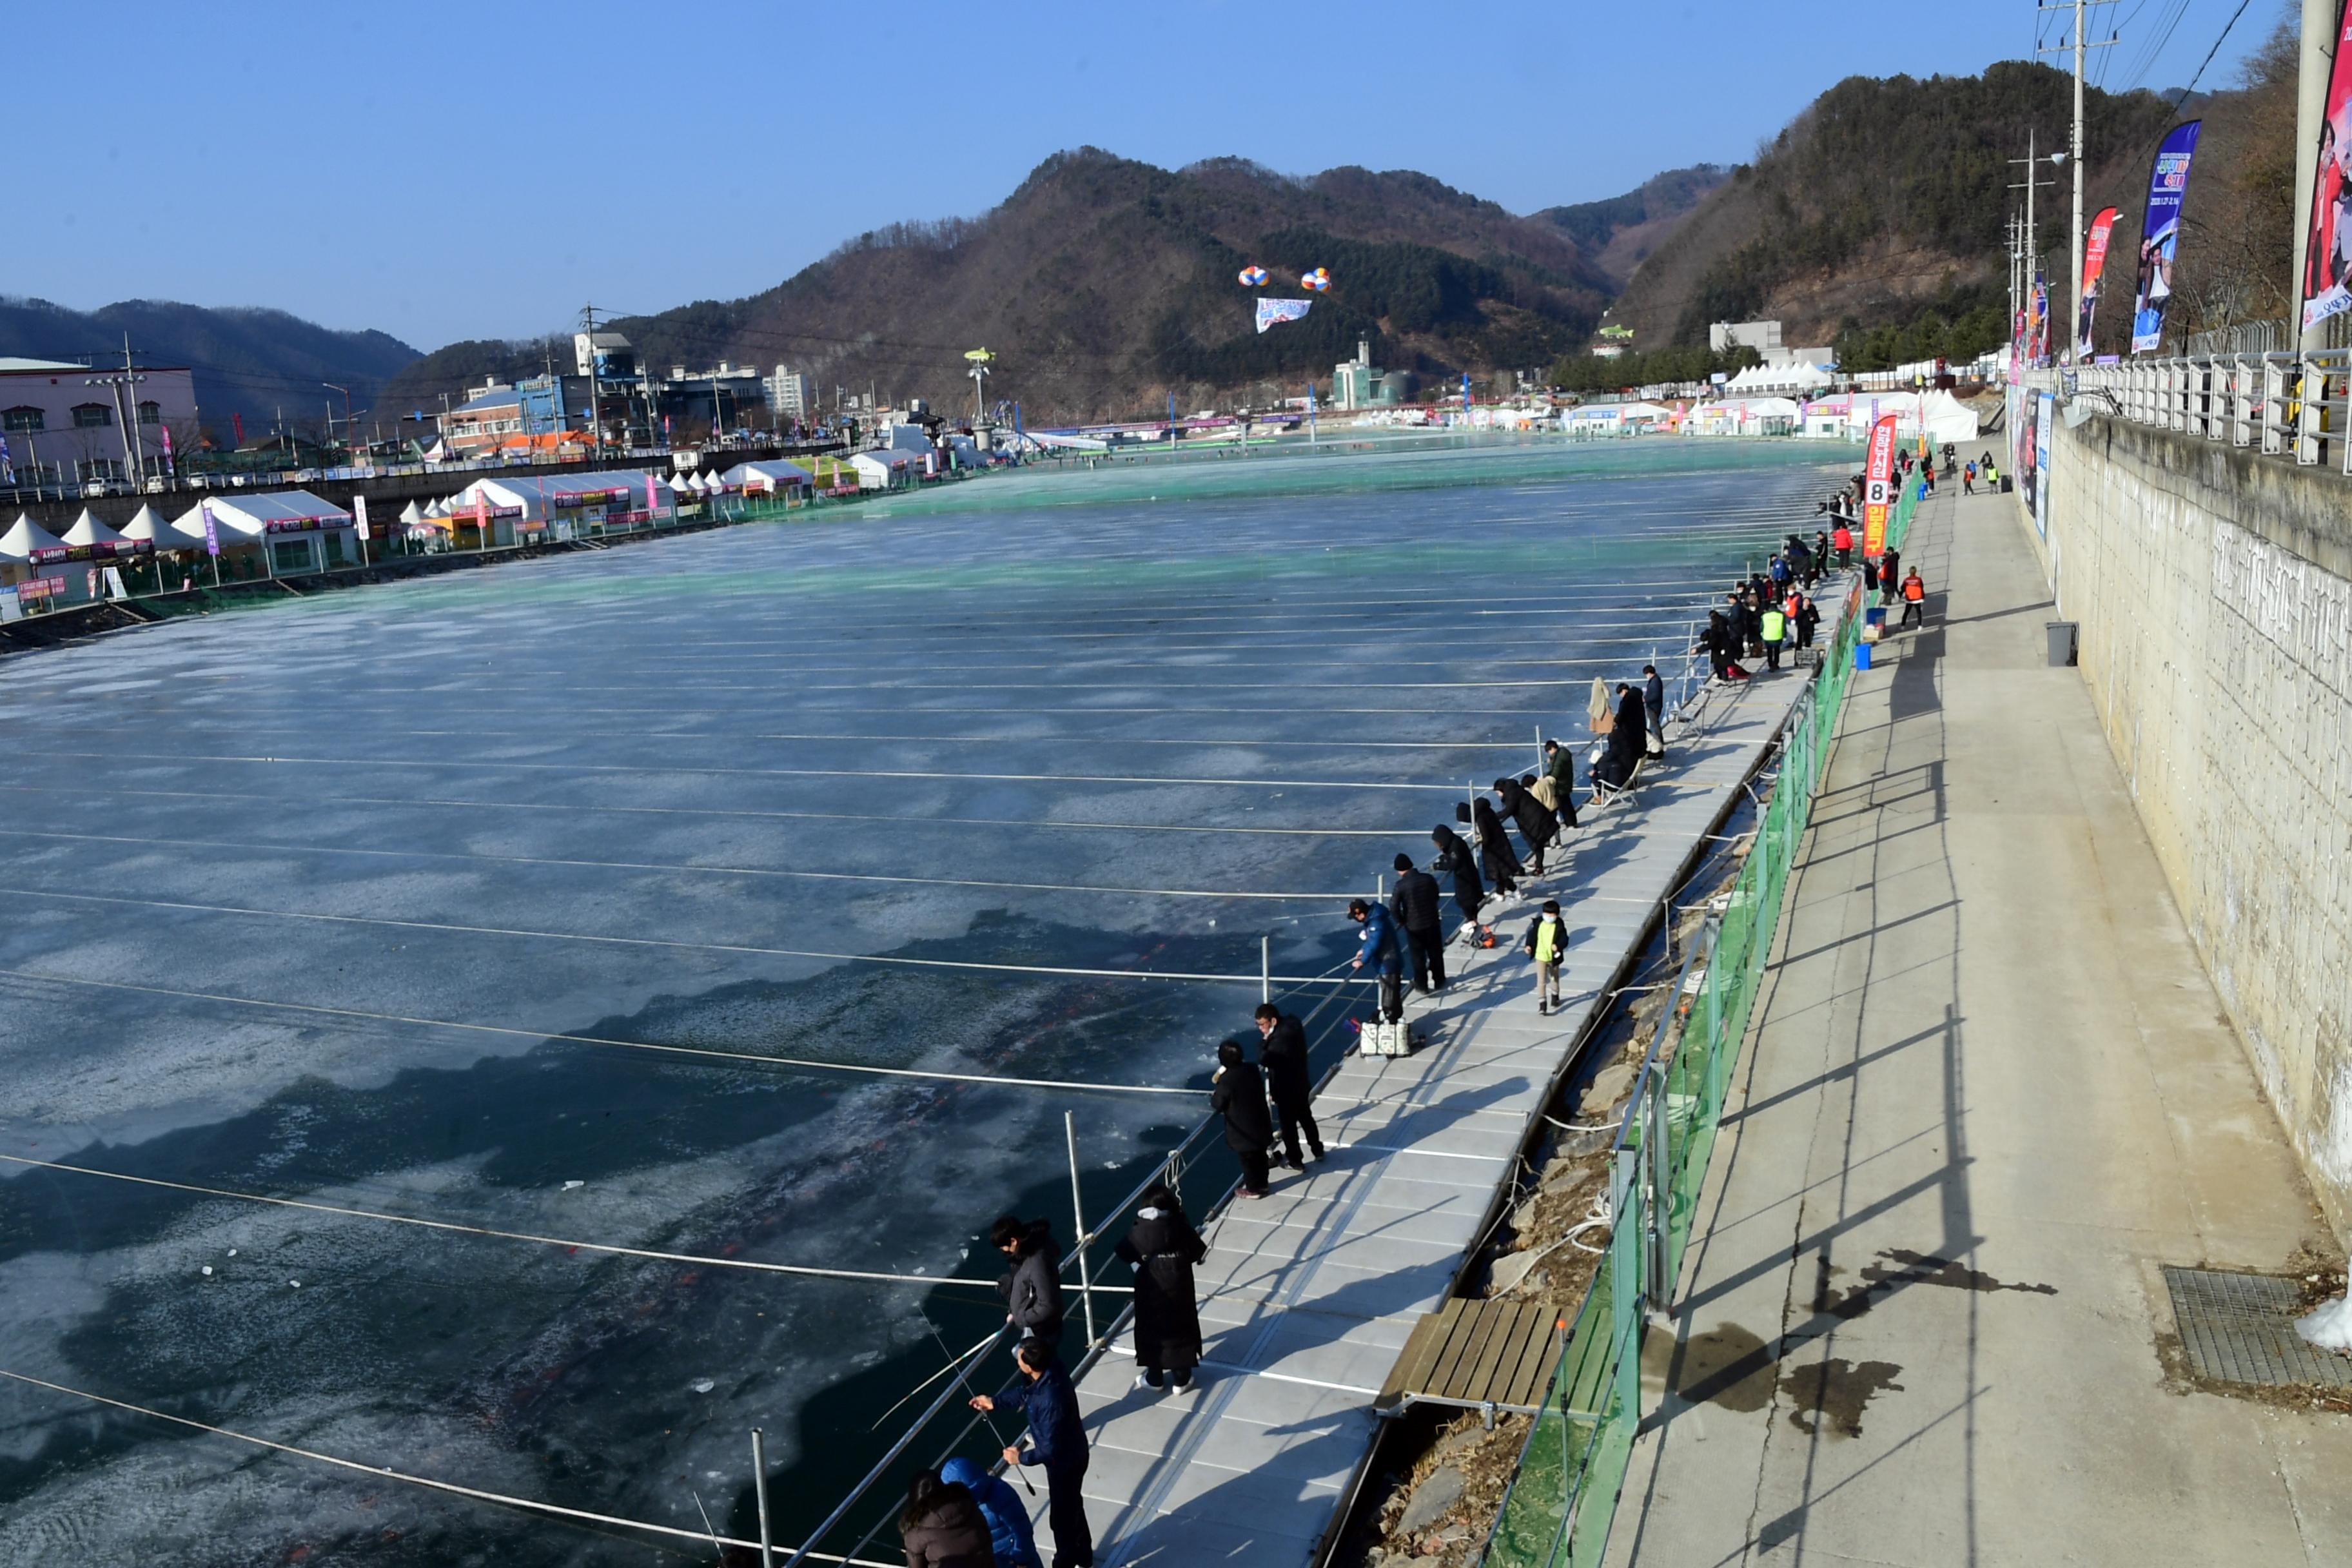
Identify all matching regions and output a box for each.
[1606,482,2352,1565]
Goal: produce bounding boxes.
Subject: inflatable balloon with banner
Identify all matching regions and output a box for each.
[1238,266,1268,288]
[1300,268,1331,292]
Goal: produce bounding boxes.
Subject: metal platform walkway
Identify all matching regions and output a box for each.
[1023,659,1820,1567]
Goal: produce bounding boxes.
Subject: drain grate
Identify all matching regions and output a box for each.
[2162,1267,2352,1389]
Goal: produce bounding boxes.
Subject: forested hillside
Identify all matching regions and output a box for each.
[1596,30,2300,372]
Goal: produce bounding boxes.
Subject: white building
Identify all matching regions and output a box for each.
[763,366,811,420]
[1,357,201,486]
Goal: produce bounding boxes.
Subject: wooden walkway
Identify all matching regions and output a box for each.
[1024,662,1818,1567]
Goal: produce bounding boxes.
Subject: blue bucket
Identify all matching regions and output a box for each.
[1854,639,1874,671]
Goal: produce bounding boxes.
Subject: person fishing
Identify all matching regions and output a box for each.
[969,1342,1092,1568]
[938,1458,1043,1568]
[1696,611,1748,684]
[990,1216,1063,1348]
[899,1468,994,1568]
[1493,775,1556,876]
[1348,896,1404,1024]
[1389,852,1446,992]
[1541,740,1582,832]
[1255,1001,1324,1166]
[1471,796,1520,901]
[1429,823,1489,946]
[1210,1038,1275,1197]
[1113,1181,1208,1395]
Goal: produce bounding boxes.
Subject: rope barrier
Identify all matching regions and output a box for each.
[0,1367,894,1567]
[0,967,1206,1094]
[0,892,1367,991]
[0,832,1389,905]
[22,750,1477,794]
[0,1151,1043,1290]
[0,783,1440,838]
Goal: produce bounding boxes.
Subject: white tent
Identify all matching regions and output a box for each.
[440,472,676,539]
[169,491,358,574]
[720,459,814,493]
[60,509,128,554]
[1726,362,1834,395]
[118,504,186,552]
[849,449,917,490]
[397,500,424,526]
[0,514,69,562]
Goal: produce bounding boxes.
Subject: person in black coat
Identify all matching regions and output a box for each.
[1210,1038,1274,1196]
[1389,851,1446,992]
[1471,797,1519,899]
[1429,825,1487,944]
[1113,1182,1208,1393]
[1253,1001,1323,1166]
[990,1215,1063,1348]
[1493,776,1556,875]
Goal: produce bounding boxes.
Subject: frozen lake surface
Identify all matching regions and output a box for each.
[0,436,1842,1565]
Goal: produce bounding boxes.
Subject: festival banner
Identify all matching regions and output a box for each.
[2300,3,2352,330]
[352,493,370,541]
[158,423,174,477]
[1861,415,1898,556]
[2078,206,2119,357]
[2132,121,2202,353]
[1254,297,1312,334]
[199,500,219,558]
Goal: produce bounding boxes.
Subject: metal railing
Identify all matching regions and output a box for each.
[1476,482,1910,1568]
[2064,348,2352,473]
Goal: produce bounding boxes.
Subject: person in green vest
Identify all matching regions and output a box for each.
[1522,899,1569,1016]
[1759,599,1788,672]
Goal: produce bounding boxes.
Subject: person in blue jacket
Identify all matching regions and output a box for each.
[1349,896,1403,1024]
[940,1456,1043,1568]
[971,1341,1091,1568]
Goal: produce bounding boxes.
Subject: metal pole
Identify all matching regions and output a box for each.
[1534,723,1544,773]
[2071,0,2085,365]
[1261,936,1271,1004]
[1064,1110,1096,1348]
[751,1428,775,1568]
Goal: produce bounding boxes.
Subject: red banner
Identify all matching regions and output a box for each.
[2078,206,2119,357]
[1861,415,1898,556]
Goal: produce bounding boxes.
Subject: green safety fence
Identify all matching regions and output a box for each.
[1480,479,1916,1567]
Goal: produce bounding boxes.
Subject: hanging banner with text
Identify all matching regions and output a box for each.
[2078,206,2119,357]
[2301,3,2352,329]
[2131,121,2202,353]
[1254,297,1313,334]
[1861,415,1898,557]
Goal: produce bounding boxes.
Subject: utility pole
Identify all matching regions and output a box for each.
[2295,0,2340,348]
[580,302,602,464]
[2039,2,2116,363]
[2010,133,2063,360]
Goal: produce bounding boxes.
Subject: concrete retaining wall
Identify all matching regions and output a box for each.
[2017,413,2352,1242]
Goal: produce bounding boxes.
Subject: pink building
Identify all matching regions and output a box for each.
[0,357,201,487]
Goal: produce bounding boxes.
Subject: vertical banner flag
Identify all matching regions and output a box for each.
[352,493,369,541]
[2132,121,2203,353]
[2300,3,2352,329]
[200,500,220,558]
[1253,298,1312,333]
[159,423,175,477]
[231,412,244,449]
[0,433,12,485]
[474,493,489,540]
[2078,206,2119,356]
[647,474,660,518]
[1861,415,1898,556]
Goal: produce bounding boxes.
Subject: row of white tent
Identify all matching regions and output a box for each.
[1,493,358,564]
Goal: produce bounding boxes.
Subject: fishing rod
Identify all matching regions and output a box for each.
[922,1315,1037,1499]
[868,1327,1003,1432]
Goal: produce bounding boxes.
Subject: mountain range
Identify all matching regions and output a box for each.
[5,29,2299,433]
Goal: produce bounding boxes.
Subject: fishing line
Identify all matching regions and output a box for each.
[0,967,1219,1092]
[0,1367,895,1566]
[0,828,1402,903]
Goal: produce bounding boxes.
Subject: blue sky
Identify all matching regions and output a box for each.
[3,0,2271,351]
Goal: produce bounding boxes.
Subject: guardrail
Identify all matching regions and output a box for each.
[2064,348,2352,473]
[1476,481,1914,1568]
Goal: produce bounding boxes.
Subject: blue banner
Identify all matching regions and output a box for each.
[2131,121,2201,353]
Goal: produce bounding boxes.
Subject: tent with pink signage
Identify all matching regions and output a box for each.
[436,471,676,545]
[172,490,358,576]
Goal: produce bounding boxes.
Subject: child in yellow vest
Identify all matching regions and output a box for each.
[1523,899,1568,1015]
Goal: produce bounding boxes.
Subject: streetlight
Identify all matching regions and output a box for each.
[324,384,354,458]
